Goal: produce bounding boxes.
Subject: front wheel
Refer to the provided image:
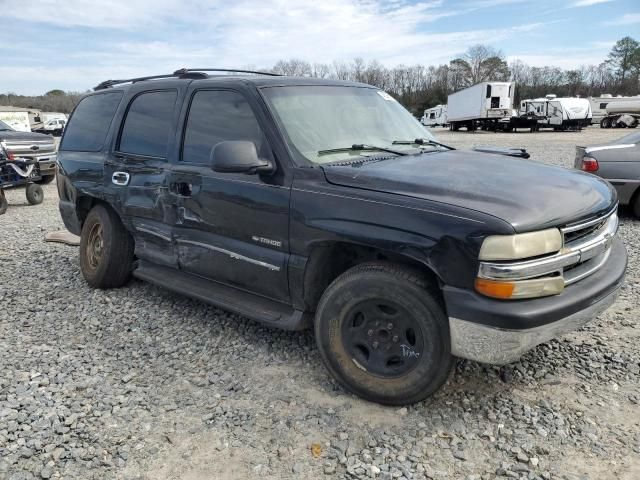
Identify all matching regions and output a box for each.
[25,184,44,205]
[314,262,453,405]
[80,204,134,288]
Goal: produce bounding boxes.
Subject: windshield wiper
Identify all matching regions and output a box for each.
[392,138,455,150]
[318,144,407,157]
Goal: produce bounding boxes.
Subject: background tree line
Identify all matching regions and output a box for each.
[0,89,85,115]
[271,36,640,115]
[1,37,638,116]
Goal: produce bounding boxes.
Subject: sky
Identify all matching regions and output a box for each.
[0,0,638,95]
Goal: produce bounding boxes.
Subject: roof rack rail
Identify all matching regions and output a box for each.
[94,68,281,91]
[173,68,281,77]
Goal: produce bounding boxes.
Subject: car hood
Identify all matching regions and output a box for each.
[322,150,617,232]
[0,130,54,143]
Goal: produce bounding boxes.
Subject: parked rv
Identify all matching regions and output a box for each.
[421,105,447,127]
[447,82,514,131]
[598,99,640,129]
[520,95,591,130]
[0,107,32,132]
[589,94,640,124]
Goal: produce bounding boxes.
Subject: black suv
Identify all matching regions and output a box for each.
[57,69,627,405]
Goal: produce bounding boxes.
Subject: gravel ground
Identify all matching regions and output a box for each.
[0,128,639,480]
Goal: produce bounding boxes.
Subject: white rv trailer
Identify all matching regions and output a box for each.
[520,95,591,130]
[599,98,640,128]
[420,105,447,127]
[447,81,514,131]
[0,107,31,132]
[589,94,640,124]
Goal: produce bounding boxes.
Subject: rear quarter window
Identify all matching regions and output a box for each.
[60,92,123,152]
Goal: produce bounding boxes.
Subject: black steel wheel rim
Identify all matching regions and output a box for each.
[340,299,425,378]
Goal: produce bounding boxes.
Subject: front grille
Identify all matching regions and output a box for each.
[563,220,605,244]
[4,140,57,156]
[559,208,617,285]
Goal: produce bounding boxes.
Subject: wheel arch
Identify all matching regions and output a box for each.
[301,241,442,313]
[75,195,124,231]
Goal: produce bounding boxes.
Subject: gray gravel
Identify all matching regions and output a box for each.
[0,128,639,480]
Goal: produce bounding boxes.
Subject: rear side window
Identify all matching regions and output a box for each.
[119,90,177,158]
[61,92,123,152]
[182,90,266,165]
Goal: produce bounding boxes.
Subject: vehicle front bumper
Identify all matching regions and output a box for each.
[443,237,627,365]
[37,157,57,177]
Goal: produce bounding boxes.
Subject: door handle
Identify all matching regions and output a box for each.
[170,182,192,197]
[112,171,130,186]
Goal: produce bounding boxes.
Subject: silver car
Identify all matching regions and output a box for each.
[575,131,640,217]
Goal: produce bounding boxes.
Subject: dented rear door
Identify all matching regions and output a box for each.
[108,84,185,268]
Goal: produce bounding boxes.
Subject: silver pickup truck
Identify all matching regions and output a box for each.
[0,120,57,184]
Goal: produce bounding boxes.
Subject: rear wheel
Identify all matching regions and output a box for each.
[80,204,134,288]
[633,191,640,219]
[0,192,7,215]
[314,262,453,405]
[25,184,44,205]
[600,118,611,128]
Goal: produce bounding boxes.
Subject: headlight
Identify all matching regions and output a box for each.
[479,228,562,261]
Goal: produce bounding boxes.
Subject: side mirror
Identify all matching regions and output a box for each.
[210,141,275,175]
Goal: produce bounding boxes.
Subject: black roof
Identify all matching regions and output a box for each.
[93,68,372,92]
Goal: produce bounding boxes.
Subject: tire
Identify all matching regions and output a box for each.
[25,184,44,205]
[314,262,454,405]
[36,174,56,185]
[79,204,135,288]
[0,192,7,215]
[633,191,640,219]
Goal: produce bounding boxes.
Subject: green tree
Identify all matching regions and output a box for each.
[607,36,639,82]
[45,89,65,96]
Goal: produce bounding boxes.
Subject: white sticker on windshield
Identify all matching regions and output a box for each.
[377,91,395,101]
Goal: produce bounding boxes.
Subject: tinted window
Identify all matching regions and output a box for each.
[119,90,177,158]
[182,90,266,165]
[61,92,122,151]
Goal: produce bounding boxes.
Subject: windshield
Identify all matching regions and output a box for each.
[0,120,14,131]
[261,86,438,164]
